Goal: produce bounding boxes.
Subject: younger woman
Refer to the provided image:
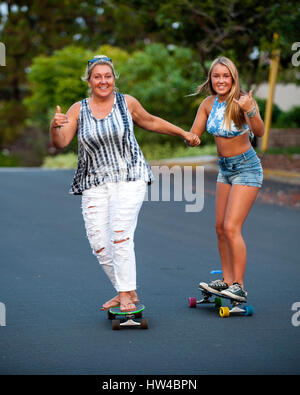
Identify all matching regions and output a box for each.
[190,56,264,301]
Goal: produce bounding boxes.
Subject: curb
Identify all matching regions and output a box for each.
[1,161,300,185]
[149,156,300,185]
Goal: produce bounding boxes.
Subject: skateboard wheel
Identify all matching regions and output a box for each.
[189,297,197,308]
[112,319,121,330]
[243,305,254,316]
[140,319,148,329]
[214,297,222,308]
[107,311,115,320]
[219,306,230,318]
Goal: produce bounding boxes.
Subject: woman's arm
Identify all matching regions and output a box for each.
[189,97,211,138]
[50,102,80,149]
[234,91,264,137]
[244,101,264,137]
[125,95,200,146]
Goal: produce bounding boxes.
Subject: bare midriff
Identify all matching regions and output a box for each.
[215,133,252,157]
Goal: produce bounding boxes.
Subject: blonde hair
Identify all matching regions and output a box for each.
[82,55,119,96]
[196,56,246,130]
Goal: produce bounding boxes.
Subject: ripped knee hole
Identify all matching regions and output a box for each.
[113,237,130,244]
[113,230,129,244]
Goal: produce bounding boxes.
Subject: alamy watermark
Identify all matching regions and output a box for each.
[291,302,300,327]
[0,42,5,66]
[291,42,300,67]
[145,165,204,213]
[0,302,6,326]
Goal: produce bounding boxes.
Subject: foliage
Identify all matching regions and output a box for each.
[255,97,283,125]
[0,150,19,167]
[0,0,104,148]
[24,46,93,128]
[256,146,300,155]
[0,100,27,147]
[255,98,300,128]
[276,106,300,128]
[24,43,206,152]
[1,0,299,163]
[107,0,300,87]
[42,152,78,169]
[41,144,217,168]
[140,142,217,161]
[117,43,204,143]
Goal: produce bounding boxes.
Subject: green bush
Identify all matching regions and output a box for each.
[255,97,282,125]
[41,143,217,168]
[24,43,206,162]
[42,152,77,168]
[140,142,216,160]
[24,45,94,129]
[0,151,19,167]
[276,106,300,128]
[0,100,27,147]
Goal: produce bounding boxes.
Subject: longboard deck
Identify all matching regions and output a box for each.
[199,283,246,303]
[109,303,145,315]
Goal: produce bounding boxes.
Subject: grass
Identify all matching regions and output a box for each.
[256,146,300,155]
[39,145,300,169]
[41,144,217,168]
[0,152,19,167]
[42,152,78,168]
[140,143,217,161]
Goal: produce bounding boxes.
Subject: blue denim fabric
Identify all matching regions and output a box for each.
[216,147,263,188]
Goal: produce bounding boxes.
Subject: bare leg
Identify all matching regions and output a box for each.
[215,182,233,285]
[223,185,259,288]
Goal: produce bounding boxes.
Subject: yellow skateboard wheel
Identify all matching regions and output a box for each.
[219,306,230,318]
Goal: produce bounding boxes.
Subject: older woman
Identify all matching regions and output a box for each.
[50,55,200,312]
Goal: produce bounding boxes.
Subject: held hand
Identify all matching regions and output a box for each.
[52,105,69,128]
[233,90,254,113]
[184,132,201,147]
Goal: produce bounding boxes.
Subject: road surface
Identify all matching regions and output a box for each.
[0,168,299,375]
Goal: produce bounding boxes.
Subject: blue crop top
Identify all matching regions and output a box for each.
[207,96,253,139]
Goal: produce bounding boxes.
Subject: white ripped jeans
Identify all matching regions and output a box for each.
[81,180,146,292]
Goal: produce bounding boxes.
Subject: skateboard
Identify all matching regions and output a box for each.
[188,282,254,318]
[107,303,149,330]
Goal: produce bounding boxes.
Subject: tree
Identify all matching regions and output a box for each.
[1,0,299,155]
[24,43,206,160]
[0,0,105,148]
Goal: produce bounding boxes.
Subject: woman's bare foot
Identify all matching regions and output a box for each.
[100,295,120,311]
[129,290,139,304]
[100,291,139,311]
[119,291,136,312]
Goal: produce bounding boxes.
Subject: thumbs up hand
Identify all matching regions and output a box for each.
[52,105,69,128]
[233,90,254,113]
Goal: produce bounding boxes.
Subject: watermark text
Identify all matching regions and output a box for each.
[0,42,5,66]
[0,302,6,326]
[291,42,300,67]
[291,302,300,327]
[145,165,204,213]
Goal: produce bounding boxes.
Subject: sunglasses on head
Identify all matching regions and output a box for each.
[88,57,112,66]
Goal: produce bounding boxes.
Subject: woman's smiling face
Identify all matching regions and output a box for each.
[211,63,233,97]
[88,64,115,98]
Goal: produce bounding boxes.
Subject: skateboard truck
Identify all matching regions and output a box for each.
[189,284,254,318]
[107,304,149,330]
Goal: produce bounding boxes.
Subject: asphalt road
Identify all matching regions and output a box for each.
[0,168,299,375]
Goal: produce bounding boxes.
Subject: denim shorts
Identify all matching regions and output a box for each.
[216,147,263,188]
